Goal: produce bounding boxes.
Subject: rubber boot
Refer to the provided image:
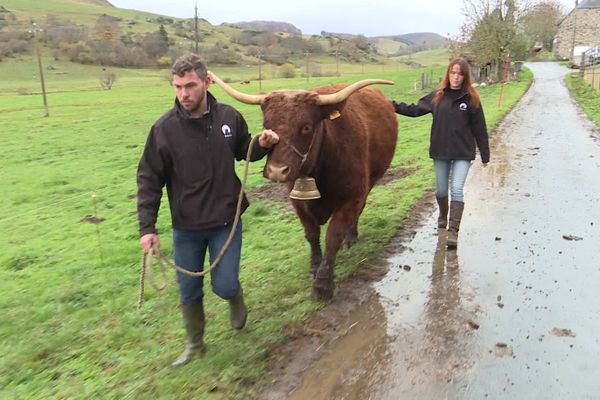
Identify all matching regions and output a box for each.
[436,196,449,229]
[171,302,206,368]
[229,288,247,330]
[447,201,464,249]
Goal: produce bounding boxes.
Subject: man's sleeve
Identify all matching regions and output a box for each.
[137,127,166,236]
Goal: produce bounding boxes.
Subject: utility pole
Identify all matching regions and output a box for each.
[194,2,199,53]
[29,20,49,117]
[304,50,311,82]
[257,50,263,92]
[334,49,340,76]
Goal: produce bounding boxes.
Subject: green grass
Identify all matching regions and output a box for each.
[394,48,451,66]
[0,61,532,399]
[565,72,600,128]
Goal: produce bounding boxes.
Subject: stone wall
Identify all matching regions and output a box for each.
[554,8,600,63]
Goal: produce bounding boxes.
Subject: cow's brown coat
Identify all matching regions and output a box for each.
[260,84,398,300]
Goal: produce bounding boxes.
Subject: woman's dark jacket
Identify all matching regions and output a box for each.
[393,88,489,163]
[137,91,269,236]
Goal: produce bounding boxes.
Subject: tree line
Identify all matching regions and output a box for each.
[0,9,377,69]
[451,0,565,80]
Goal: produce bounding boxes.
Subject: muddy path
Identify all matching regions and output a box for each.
[256,62,600,399]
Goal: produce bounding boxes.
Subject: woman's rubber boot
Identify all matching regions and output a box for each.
[172,302,206,368]
[447,201,464,249]
[229,288,247,330]
[436,196,449,229]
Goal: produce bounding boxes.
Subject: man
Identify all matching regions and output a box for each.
[137,53,279,367]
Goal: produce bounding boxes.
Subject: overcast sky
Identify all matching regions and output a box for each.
[108,0,577,38]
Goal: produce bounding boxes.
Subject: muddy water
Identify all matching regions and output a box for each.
[286,63,600,399]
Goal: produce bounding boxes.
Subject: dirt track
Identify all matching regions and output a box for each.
[257,62,600,400]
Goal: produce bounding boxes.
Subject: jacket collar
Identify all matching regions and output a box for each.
[174,91,217,120]
[445,87,469,100]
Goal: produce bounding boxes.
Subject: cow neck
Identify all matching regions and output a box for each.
[299,120,326,177]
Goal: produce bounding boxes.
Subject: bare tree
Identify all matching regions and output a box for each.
[459,0,531,79]
[100,69,116,90]
[521,0,565,51]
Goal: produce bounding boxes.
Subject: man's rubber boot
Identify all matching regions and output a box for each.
[171,302,206,368]
[229,288,247,330]
[447,201,465,249]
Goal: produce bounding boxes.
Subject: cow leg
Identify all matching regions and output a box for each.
[306,224,322,279]
[312,204,360,301]
[342,199,366,249]
[294,205,322,278]
[343,222,359,250]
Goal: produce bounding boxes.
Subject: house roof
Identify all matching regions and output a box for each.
[577,0,600,8]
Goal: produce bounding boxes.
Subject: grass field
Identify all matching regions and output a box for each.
[394,48,451,66]
[566,72,600,127]
[0,58,532,399]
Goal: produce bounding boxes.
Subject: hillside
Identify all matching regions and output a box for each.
[0,0,447,73]
[226,20,302,35]
[376,32,447,56]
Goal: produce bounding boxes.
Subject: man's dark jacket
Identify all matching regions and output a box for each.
[137,92,269,236]
[393,88,489,163]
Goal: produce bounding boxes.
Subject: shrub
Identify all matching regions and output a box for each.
[279,63,296,78]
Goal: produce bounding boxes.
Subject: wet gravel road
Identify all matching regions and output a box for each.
[271,62,600,399]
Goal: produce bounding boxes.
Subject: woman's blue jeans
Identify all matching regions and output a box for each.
[433,159,471,202]
[172,220,242,305]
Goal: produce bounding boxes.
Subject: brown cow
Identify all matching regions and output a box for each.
[209,72,398,300]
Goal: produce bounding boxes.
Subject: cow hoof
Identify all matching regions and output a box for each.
[342,234,358,250]
[311,284,334,301]
[343,236,358,250]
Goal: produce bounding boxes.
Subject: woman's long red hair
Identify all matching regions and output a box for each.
[432,58,481,109]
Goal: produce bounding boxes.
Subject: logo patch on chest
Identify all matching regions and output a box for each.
[459,102,468,111]
[221,124,232,137]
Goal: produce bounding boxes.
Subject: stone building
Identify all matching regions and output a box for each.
[553,0,600,65]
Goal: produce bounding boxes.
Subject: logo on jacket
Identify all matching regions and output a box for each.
[459,102,468,111]
[221,124,232,137]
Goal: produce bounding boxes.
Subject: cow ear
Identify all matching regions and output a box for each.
[319,103,345,121]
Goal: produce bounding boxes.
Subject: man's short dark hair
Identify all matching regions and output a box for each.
[171,53,208,79]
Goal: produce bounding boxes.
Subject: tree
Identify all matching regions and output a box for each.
[521,0,565,51]
[279,63,296,78]
[352,35,371,52]
[158,24,169,47]
[141,31,168,59]
[94,14,120,42]
[100,69,116,90]
[459,0,528,79]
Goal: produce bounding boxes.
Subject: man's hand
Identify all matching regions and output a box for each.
[140,233,160,253]
[258,129,279,148]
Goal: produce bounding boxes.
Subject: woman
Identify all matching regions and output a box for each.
[392,58,489,248]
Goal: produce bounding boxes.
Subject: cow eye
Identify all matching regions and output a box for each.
[301,124,313,135]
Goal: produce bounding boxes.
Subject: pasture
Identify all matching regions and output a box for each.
[0,59,532,399]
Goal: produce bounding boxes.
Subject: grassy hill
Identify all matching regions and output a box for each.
[0,0,448,72]
[1,0,163,32]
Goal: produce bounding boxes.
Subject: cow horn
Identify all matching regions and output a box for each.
[208,71,266,105]
[315,79,394,105]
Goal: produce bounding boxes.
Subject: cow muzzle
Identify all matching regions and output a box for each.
[264,163,290,182]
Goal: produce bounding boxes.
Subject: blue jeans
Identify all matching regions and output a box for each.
[433,159,471,202]
[172,220,242,305]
